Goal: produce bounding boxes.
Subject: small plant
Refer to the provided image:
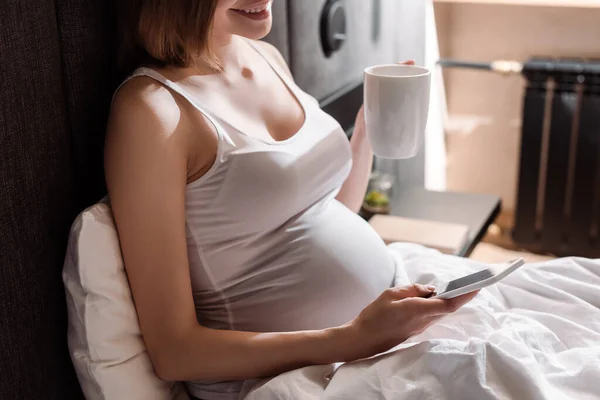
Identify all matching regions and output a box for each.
[364,190,390,208]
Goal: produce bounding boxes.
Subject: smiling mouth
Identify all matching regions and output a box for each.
[231,1,272,20]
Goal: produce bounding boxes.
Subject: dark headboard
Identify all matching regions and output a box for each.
[0,1,116,398]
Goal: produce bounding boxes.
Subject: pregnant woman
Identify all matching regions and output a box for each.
[106,1,477,398]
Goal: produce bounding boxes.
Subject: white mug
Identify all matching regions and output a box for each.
[364,64,431,159]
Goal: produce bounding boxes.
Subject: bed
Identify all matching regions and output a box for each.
[242,244,600,399]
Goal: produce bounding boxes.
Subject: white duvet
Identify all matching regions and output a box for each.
[243,243,600,400]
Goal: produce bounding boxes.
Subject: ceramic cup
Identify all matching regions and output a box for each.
[364,64,431,159]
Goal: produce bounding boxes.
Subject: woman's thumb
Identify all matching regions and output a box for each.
[388,283,436,300]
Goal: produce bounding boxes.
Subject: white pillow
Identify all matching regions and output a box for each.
[63,198,190,400]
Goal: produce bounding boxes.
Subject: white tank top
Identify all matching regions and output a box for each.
[120,41,396,399]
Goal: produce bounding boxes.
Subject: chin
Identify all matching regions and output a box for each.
[230,19,273,41]
[242,21,273,40]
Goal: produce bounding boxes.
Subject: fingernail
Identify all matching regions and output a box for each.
[426,285,436,291]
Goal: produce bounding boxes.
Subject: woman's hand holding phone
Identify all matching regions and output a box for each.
[340,284,479,362]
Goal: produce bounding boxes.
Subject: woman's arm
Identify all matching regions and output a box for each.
[105,80,354,382]
[335,107,372,213]
[336,60,416,213]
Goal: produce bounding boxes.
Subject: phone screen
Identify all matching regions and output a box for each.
[432,258,525,299]
[439,269,493,293]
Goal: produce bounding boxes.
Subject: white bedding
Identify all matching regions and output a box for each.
[243,243,600,400]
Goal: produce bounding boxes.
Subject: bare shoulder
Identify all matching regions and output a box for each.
[107,76,215,155]
[109,76,181,141]
[254,40,293,78]
[104,77,188,194]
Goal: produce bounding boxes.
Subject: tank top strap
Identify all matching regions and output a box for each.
[113,67,229,144]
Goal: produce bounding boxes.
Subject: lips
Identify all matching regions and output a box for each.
[230,1,272,21]
[231,1,271,15]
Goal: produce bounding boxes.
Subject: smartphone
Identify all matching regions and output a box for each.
[432,258,525,299]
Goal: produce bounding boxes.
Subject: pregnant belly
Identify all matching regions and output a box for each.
[196,200,396,332]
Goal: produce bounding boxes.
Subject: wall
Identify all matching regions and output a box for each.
[376,0,428,189]
[435,3,600,224]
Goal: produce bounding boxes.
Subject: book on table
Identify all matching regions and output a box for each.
[369,214,471,255]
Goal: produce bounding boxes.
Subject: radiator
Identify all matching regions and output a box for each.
[438,57,600,256]
[513,59,600,257]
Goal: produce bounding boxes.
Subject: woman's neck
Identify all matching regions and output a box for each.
[208,34,246,71]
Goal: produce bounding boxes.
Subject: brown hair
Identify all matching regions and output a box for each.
[118,0,219,73]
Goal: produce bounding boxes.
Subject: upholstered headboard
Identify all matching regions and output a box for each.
[0,1,117,398]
